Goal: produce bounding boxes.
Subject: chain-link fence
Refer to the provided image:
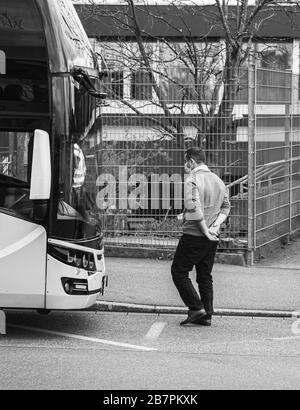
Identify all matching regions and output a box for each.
[86,64,300,264]
[249,68,300,263]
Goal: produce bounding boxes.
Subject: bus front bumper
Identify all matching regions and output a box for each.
[46,270,108,310]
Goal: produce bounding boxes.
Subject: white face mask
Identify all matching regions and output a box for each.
[184,159,194,174]
[184,163,191,174]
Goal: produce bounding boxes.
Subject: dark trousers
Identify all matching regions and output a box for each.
[171,234,218,318]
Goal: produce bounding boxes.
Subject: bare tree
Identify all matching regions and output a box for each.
[77,0,296,168]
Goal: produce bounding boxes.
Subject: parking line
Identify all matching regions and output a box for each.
[8,324,157,352]
[144,321,166,340]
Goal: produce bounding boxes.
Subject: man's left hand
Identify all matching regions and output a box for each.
[209,225,220,237]
[206,232,219,242]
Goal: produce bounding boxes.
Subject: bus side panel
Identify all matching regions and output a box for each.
[0,213,47,308]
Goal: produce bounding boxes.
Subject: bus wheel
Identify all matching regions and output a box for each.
[36,309,51,315]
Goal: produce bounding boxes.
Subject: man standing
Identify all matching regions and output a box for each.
[171,147,230,326]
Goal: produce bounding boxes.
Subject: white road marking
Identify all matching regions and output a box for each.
[0,310,6,335]
[8,324,157,352]
[0,343,111,350]
[268,336,300,341]
[144,321,166,340]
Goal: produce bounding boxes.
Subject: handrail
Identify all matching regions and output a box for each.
[227,155,300,190]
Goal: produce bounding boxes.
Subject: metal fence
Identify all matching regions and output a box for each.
[87,65,300,264]
[248,67,300,263]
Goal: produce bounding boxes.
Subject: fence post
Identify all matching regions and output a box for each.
[285,83,292,241]
[289,73,296,238]
[247,58,256,265]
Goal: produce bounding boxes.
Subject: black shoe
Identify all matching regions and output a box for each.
[194,315,212,327]
[180,309,206,326]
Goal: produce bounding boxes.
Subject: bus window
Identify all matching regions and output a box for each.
[0,0,49,112]
[0,50,6,75]
[0,131,33,218]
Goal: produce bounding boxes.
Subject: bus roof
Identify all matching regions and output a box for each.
[37,0,96,73]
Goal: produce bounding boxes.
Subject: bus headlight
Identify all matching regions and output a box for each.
[48,244,96,272]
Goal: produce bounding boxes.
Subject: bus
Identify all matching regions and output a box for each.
[0,0,107,314]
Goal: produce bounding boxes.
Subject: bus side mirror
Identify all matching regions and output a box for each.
[30,129,51,200]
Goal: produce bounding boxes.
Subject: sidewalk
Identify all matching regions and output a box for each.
[97,255,300,314]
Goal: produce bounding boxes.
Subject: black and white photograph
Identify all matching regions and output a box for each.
[0,0,300,393]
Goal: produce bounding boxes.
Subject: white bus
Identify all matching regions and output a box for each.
[0,0,107,314]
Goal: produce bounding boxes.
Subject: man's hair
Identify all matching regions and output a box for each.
[185,147,206,164]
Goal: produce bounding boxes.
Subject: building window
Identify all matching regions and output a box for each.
[257,43,292,70]
[131,70,152,100]
[105,70,124,100]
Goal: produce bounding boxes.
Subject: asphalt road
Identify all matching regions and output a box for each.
[0,310,300,390]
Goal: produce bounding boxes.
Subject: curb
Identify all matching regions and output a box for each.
[88,301,296,318]
[255,265,300,271]
[105,246,246,266]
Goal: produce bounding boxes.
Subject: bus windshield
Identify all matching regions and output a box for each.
[0,0,49,115]
[51,76,101,241]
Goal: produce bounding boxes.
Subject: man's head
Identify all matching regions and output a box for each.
[185,147,206,173]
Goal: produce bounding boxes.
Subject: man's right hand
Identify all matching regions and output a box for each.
[197,219,219,241]
[205,231,219,242]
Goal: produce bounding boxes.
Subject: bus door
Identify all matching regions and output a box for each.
[0,214,47,309]
[0,131,48,309]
